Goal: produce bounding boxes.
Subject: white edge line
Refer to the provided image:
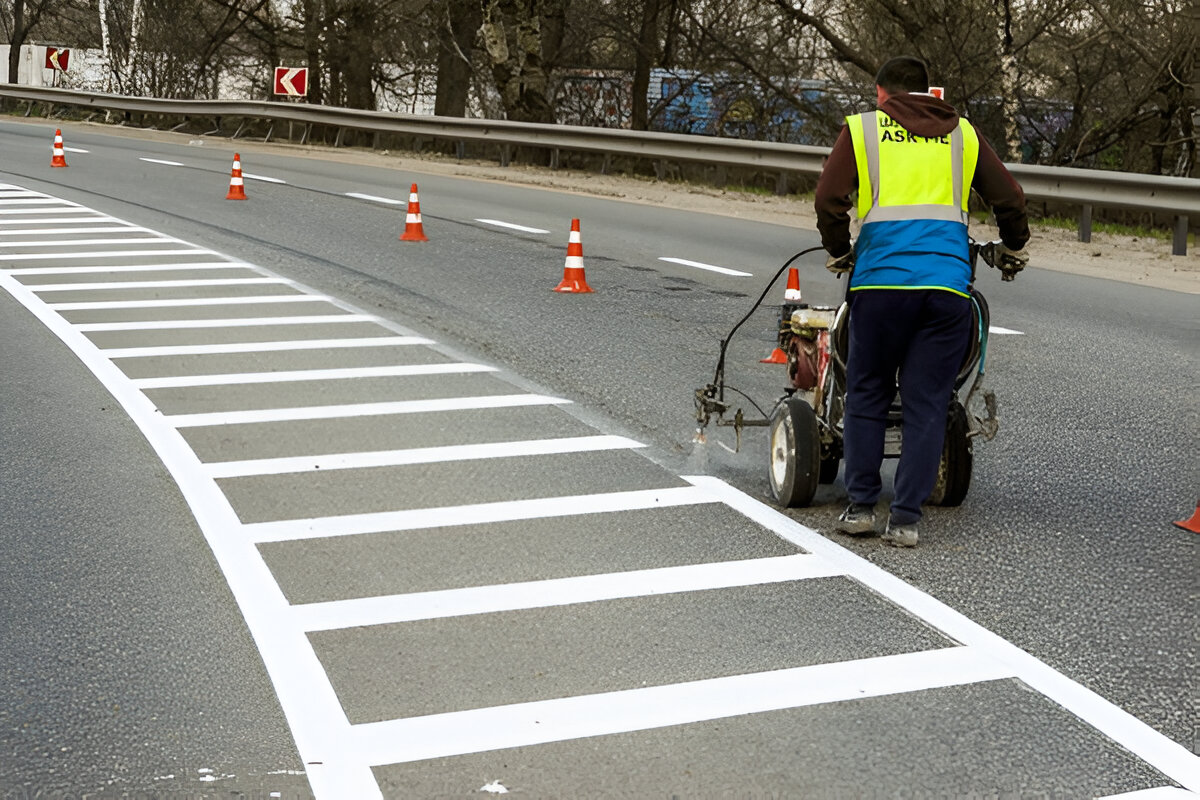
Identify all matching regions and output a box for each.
[348,647,1013,767]
[203,434,644,478]
[988,325,1024,335]
[1097,789,1200,800]
[244,485,712,544]
[294,553,841,631]
[475,218,550,234]
[0,267,380,797]
[140,157,185,166]
[132,362,495,389]
[63,146,89,153]
[658,257,753,277]
[685,476,1200,792]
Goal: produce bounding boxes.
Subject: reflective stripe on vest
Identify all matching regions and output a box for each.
[847,110,979,226]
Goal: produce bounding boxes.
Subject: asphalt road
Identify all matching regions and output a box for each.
[0,117,1195,799]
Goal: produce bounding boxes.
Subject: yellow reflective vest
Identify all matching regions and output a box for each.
[845,109,981,295]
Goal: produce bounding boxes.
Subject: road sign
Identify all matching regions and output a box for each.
[273,67,308,97]
[45,48,70,72]
[929,86,944,100]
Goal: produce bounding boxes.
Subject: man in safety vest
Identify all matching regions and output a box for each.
[815,55,1029,547]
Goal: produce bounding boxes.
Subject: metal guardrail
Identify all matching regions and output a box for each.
[2,84,1196,255]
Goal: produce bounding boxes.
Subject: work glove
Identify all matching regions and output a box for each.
[825,251,854,276]
[996,243,1028,282]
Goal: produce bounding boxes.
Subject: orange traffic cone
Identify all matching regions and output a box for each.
[1173,501,1200,533]
[51,129,68,167]
[761,267,803,363]
[399,183,428,241]
[225,153,246,200]
[553,219,593,293]
[783,266,803,303]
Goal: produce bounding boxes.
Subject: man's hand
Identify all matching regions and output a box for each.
[996,243,1028,282]
[825,251,854,275]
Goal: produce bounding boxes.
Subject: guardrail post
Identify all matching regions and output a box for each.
[500,144,511,167]
[654,159,666,181]
[455,140,465,160]
[373,131,381,150]
[601,154,611,175]
[775,172,788,196]
[550,147,560,169]
[715,166,727,189]
[264,123,274,143]
[1173,215,1189,256]
[300,123,311,145]
[1079,204,1092,243]
[334,127,345,147]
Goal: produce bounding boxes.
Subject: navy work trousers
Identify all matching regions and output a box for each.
[842,289,972,525]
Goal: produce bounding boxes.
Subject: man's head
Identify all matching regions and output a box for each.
[874,56,929,103]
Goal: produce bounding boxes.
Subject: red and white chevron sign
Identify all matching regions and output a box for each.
[273,67,308,97]
[44,48,70,71]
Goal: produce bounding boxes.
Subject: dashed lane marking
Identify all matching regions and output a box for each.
[345,192,404,205]
[658,256,753,277]
[475,219,550,234]
[244,173,287,184]
[140,157,185,166]
[989,325,1024,335]
[0,248,209,260]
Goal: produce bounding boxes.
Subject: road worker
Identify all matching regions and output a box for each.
[814,55,1030,546]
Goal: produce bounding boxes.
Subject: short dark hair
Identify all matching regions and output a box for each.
[875,56,929,94]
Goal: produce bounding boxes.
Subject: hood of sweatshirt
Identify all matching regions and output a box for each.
[879,92,960,138]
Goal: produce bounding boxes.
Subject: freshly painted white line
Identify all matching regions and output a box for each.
[0,262,381,798]
[47,295,319,311]
[295,553,840,631]
[686,476,1200,794]
[0,198,69,205]
[0,190,43,197]
[0,226,147,236]
[169,393,565,429]
[140,157,185,166]
[0,207,95,215]
[658,257,753,277]
[345,192,404,205]
[63,146,89,153]
[28,277,287,292]
[244,172,287,184]
[8,262,249,276]
[103,335,428,359]
[0,249,208,261]
[203,434,644,478]
[348,647,1013,767]
[79,314,371,332]
[243,485,713,544]
[0,215,115,224]
[0,236,177,248]
[475,219,550,234]
[0,237,179,248]
[988,325,1023,335]
[131,362,495,389]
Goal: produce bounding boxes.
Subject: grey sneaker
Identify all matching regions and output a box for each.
[835,503,876,535]
[882,519,919,547]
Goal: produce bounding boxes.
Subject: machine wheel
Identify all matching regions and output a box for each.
[928,401,973,506]
[769,397,820,507]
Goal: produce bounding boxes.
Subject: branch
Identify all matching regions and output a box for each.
[767,0,876,77]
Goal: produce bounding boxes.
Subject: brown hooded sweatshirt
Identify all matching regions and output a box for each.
[815,92,1030,258]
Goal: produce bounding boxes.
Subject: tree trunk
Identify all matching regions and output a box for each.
[341,3,376,110]
[303,0,324,104]
[7,0,26,85]
[481,0,561,123]
[631,0,661,131]
[998,0,1022,160]
[434,0,482,117]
